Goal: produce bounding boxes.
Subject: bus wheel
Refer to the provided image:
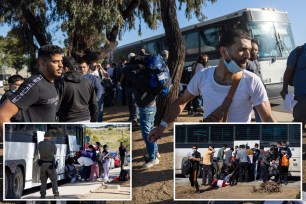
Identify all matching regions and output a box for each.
[11,166,24,199]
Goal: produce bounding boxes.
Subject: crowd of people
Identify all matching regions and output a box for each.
[65,142,128,184]
[187,141,292,193]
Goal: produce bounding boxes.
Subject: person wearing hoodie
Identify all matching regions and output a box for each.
[57,56,98,122]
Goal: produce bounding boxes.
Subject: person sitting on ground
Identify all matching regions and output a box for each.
[65,157,77,183]
[76,151,93,181]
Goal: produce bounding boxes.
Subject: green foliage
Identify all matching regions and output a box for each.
[86,127,130,152]
[0,30,29,74]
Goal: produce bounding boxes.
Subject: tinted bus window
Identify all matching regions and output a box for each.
[175,126,186,144]
[235,125,260,140]
[184,31,199,55]
[200,27,220,53]
[147,41,161,54]
[186,126,209,143]
[292,124,301,142]
[211,126,233,142]
[262,124,287,142]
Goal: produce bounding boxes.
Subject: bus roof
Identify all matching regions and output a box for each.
[117,8,288,50]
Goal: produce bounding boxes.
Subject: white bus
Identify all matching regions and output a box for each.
[113,8,295,98]
[4,124,86,199]
[175,123,301,177]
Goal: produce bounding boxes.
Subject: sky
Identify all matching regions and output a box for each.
[0,0,305,48]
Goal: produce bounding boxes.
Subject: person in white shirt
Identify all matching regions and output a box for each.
[149,28,276,141]
[77,153,93,181]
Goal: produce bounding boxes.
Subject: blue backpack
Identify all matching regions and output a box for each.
[144,54,172,96]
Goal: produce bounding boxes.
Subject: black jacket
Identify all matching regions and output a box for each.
[57,71,98,122]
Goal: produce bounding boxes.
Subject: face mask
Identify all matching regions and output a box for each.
[192,149,197,153]
[223,49,243,74]
[282,146,286,148]
[106,148,109,151]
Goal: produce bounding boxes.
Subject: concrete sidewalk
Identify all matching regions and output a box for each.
[21,166,131,200]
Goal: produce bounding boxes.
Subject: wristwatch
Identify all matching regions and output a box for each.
[159,120,168,129]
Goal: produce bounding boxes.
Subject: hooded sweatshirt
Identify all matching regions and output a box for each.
[57,71,98,122]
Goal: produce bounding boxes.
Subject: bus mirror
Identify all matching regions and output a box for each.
[271,57,276,63]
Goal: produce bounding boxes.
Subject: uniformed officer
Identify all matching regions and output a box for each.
[189,145,201,193]
[38,131,60,199]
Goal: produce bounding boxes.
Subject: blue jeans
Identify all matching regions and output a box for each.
[97,94,104,122]
[253,107,261,122]
[139,105,157,161]
[126,87,138,122]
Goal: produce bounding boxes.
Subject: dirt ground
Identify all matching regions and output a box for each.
[175,181,300,200]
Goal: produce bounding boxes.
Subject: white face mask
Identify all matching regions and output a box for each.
[192,149,197,153]
[223,49,243,74]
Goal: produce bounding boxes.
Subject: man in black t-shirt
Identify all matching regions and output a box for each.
[0,45,63,130]
[189,145,201,193]
[119,142,127,169]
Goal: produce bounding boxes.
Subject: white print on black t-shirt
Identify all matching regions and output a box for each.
[11,75,43,103]
[48,96,59,105]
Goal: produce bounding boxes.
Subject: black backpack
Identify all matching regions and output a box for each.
[119,169,129,181]
[182,159,192,175]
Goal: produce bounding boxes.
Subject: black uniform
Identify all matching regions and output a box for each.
[9,74,58,122]
[279,146,292,184]
[38,139,59,198]
[189,151,201,192]
[57,71,98,122]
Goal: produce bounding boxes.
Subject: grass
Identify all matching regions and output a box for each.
[87,127,131,152]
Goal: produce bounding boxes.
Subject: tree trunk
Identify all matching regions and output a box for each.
[155,0,185,124]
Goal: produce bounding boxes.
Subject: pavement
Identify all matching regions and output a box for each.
[20,166,131,201]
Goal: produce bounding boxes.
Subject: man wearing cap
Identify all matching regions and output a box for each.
[38,131,59,199]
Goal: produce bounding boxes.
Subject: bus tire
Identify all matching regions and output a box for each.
[10,166,24,199]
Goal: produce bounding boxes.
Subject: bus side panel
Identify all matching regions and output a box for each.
[5,142,35,190]
[289,147,300,177]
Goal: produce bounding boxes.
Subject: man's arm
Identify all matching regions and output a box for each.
[0,99,19,134]
[255,100,277,122]
[280,65,294,100]
[148,89,195,142]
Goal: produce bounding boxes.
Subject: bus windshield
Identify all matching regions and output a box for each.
[248,22,294,58]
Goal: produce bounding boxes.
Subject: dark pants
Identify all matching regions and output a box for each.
[279,165,289,182]
[189,168,199,190]
[202,164,212,185]
[239,162,249,182]
[40,163,59,197]
[120,155,125,169]
[262,164,270,182]
[125,87,138,123]
[81,165,91,179]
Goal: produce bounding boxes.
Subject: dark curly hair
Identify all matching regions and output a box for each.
[38,45,63,59]
[219,28,251,48]
[63,56,79,72]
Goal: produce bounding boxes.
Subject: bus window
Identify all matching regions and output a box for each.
[146,41,161,55]
[200,27,220,53]
[262,124,287,142]
[186,126,209,143]
[184,31,199,55]
[210,126,233,142]
[248,22,281,58]
[235,125,260,140]
[291,124,301,142]
[175,126,187,143]
[274,22,295,57]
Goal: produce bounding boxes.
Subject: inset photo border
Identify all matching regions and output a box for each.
[174,122,302,201]
[3,122,132,201]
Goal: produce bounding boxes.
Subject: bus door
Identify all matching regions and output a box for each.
[68,135,80,157]
[32,131,45,184]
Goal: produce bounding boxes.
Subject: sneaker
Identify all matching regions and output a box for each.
[81,178,85,182]
[142,158,159,169]
[188,111,193,115]
[54,195,60,199]
[193,111,201,116]
[97,178,103,181]
[156,152,161,158]
[195,190,201,193]
[40,195,46,199]
[70,177,77,183]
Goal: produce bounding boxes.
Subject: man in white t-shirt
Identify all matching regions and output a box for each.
[148,28,276,141]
